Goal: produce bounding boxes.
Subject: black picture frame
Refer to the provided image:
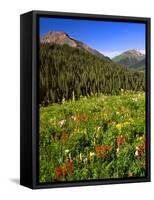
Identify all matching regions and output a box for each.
[20,10,151,189]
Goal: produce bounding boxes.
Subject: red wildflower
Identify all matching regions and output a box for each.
[101,145,106,158]
[95,144,111,159]
[72,114,88,122]
[106,145,111,151]
[116,135,126,146]
[67,160,74,173]
[55,160,74,178]
[138,143,145,156]
[95,145,102,158]
[56,167,61,178]
[101,145,106,152]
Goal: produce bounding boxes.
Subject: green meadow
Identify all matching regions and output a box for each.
[39,91,146,182]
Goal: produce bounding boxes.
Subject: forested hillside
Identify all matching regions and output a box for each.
[39,43,145,104]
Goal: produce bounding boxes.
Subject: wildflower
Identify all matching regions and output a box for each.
[128,171,133,177]
[116,147,120,153]
[67,160,74,173]
[96,126,101,131]
[135,147,139,157]
[69,152,72,160]
[71,115,77,121]
[106,146,111,151]
[139,135,144,141]
[116,123,123,130]
[55,160,74,178]
[135,143,145,157]
[58,119,66,127]
[95,144,111,159]
[116,135,126,146]
[116,121,130,131]
[95,145,101,158]
[79,153,83,161]
[90,152,95,157]
[64,149,69,154]
[83,157,88,164]
[71,114,88,122]
[56,167,61,178]
[89,152,95,160]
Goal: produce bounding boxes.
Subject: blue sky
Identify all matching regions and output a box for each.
[39,17,145,58]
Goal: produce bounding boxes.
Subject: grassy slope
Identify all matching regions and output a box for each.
[39,92,145,183]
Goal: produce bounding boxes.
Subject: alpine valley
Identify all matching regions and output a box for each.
[39,31,146,183]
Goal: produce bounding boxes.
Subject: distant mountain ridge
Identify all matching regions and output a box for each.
[40,33,145,71]
[112,49,145,70]
[40,31,110,61]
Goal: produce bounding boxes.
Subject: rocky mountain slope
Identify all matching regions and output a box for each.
[40,31,110,60]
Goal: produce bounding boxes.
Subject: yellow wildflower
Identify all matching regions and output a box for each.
[116,123,123,130]
[116,122,130,130]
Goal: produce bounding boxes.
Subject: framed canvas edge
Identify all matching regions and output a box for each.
[28,10,151,189]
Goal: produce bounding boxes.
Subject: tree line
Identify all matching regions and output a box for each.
[39,43,145,105]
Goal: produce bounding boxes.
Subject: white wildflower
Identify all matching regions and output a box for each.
[64,149,69,154]
[97,126,101,131]
[83,157,88,164]
[69,153,72,160]
[79,153,82,161]
[135,150,139,157]
[89,152,95,160]
[71,115,77,121]
[58,119,66,127]
[135,146,139,157]
[90,152,95,157]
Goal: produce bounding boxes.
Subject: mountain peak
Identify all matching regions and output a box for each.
[124,49,144,57]
[45,31,68,37]
[40,31,110,61]
[40,31,72,44]
[112,49,145,70]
